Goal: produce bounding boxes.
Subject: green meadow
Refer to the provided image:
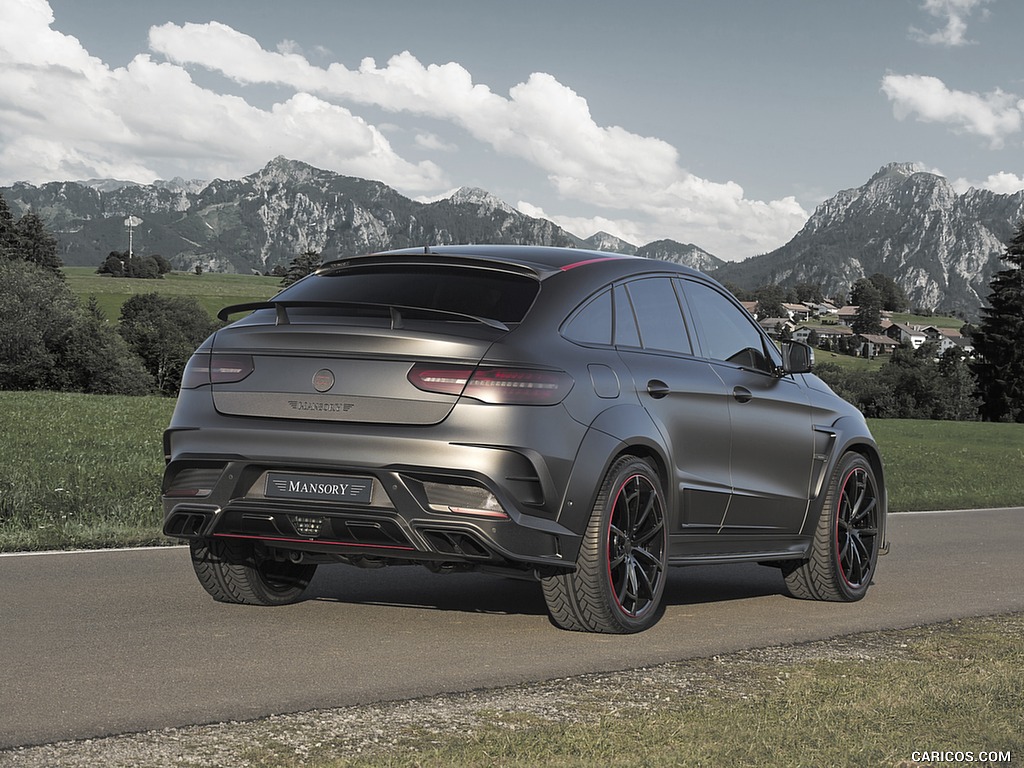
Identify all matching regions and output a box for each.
[63,266,281,320]
[0,389,1020,552]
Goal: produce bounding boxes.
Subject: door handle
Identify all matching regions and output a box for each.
[647,379,670,399]
[732,386,753,403]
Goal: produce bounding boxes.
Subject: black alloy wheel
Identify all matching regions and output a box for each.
[835,460,879,590]
[542,456,668,633]
[783,452,881,602]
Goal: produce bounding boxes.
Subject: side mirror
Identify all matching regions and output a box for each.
[781,340,814,374]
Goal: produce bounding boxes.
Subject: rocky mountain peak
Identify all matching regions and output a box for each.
[448,186,517,216]
[7,157,1023,319]
[249,156,321,188]
[867,161,928,185]
[153,177,208,195]
[637,239,725,273]
[713,162,1024,318]
[584,231,638,255]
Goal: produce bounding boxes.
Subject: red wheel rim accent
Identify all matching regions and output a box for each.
[606,473,667,618]
[834,466,878,588]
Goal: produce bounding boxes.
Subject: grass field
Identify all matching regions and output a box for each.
[868,419,1024,511]
[1,390,1021,551]
[63,266,281,320]
[890,311,965,329]
[0,391,175,550]
[814,349,885,371]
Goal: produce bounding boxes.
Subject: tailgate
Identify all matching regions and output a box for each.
[209,320,495,426]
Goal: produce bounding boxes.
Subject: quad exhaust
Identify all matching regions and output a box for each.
[162,507,217,538]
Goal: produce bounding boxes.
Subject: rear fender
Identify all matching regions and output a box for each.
[555,404,668,559]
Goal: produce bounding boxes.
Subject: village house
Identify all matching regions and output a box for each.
[836,306,859,325]
[792,325,855,347]
[758,317,796,339]
[782,303,812,322]
[885,322,927,349]
[923,326,974,355]
[806,301,840,318]
[855,333,900,359]
[837,305,894,326]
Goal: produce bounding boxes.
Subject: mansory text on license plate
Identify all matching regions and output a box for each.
[265,473,372,504]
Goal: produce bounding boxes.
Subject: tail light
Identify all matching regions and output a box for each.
[181,352,255,389]
[408,364,572,405]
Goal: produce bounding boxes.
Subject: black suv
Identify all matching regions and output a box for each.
[163,245,886,633]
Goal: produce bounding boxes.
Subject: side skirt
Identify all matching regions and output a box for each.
[668,534,811,566]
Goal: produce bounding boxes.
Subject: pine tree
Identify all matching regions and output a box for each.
[868,272,908,312]
[0,193,18,260]
[972,220,1024,422]
[850,278,883,335]
[13,210,62,274]
[280,249,323,287]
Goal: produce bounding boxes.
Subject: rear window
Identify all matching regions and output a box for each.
[275,265,540,324]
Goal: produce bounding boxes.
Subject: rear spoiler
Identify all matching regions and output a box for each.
[217,300,509,332]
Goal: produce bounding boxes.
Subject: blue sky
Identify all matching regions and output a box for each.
[2,0,1022,259]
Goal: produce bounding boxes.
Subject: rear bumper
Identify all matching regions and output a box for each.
[162,392,588,570]
[163,459,577,570]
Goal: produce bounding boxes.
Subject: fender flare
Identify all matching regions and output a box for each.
[555,404,671,560]
[805,415,887,546]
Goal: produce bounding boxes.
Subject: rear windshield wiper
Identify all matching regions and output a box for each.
[217,300,510,332]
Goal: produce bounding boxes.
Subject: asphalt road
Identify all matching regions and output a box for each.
[2,507,1022,749]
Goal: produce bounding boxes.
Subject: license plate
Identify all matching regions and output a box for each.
[266,473,373,504]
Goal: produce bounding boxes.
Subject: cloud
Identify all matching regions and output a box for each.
[0,1,810,259]
[145,19,808,257]
[881,74,1024,147]
[950,171,1024,194]
[150,23,681,192]
[909,0,992,46]
[414,132,457,152]
[516,201,648,248]
[0,2,444,190]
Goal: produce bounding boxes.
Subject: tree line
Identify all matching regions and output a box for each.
[1,191,1023,421]
[97,250,173,279]
[1,194,216,397]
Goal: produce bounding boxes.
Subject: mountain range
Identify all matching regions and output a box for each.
[3,158,1023,318]
[714,162,1024,318]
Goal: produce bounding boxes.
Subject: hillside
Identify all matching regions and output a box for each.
[713,163,1024,318]
[6,159,1024,318]
[3,158,579,274]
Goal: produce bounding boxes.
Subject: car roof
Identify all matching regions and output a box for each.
[323,244,703,282]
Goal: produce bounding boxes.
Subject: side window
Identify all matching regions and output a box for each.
[623,278,693,355]
[563,289,613,345]
[681,280,775,373]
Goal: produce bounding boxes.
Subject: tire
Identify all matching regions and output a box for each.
[542,456,669,633]
[784,452,881,602]
[190,538,317,606]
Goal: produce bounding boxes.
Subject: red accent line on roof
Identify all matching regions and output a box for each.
[560,256,618,272]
